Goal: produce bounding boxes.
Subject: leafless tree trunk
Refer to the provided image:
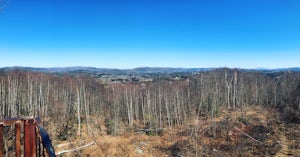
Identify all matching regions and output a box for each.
[134,89,139,121]
[233,70,237,108]
[125,87,133,127]
[224,69,232,109]
[141,91,146,125]
[38,75,45,117]
[82,83,92,135]
[274,76,280,106]
[164,92,171,128]
[0,78,4,117]
[27,73,33,116]
[7,72,19,117]
[255,76,259,104]
[158,87,162,128]
[45,78,50,119]
[76,84,81,137]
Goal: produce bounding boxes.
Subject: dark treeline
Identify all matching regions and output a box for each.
[0,69,299,138]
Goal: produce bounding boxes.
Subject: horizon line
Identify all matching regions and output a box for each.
[1,66,300,70]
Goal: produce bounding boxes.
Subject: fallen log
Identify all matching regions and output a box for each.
[55,141,95,155]
[55,140,88,148]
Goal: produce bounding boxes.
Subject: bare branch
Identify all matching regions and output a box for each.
[234,126,264,145]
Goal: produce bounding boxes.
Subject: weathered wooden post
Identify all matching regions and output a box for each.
[24,119,37,157]
[15,121,22,157]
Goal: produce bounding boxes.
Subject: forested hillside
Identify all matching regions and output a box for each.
[0,68,299,156]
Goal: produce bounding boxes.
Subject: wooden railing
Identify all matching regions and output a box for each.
[0,117,56,157]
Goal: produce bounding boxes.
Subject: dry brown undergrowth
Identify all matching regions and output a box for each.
[54,106,300,157]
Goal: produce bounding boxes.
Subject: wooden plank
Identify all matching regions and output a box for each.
[0,117,33,126]
[15,121,22,157]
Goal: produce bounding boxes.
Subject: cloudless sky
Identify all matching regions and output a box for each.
[0,0,299,68]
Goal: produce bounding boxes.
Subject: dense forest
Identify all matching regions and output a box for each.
[0,68,300,156]
[1,68,299,133]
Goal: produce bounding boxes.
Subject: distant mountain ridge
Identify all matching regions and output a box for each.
[0,66,216,74]
[1,66,300,74]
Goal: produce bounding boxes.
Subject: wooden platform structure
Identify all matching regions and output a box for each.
[0,117,55,157]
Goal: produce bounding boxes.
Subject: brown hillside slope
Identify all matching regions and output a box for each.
[54,106,299,157]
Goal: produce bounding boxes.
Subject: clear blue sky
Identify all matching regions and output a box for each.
[0,0,299,69]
